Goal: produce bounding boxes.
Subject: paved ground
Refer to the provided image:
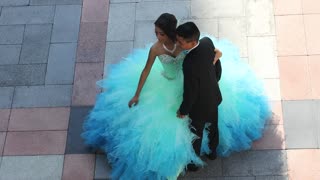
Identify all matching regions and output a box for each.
[0,0,319,179]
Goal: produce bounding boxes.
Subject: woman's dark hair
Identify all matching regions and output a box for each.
[154,13,177,41]
[176,22,200,42]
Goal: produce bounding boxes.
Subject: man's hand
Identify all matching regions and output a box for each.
[213,58,219,65]
[176,110,186,119]
[128,96,139,108]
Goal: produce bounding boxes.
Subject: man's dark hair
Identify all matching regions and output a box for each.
[176,22,200,42]
[154,13,177,41]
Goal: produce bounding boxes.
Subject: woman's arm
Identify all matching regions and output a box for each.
[213,48,222,64]
[128,45,157,107]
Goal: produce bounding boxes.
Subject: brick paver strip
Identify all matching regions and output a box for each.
[0,109,10,131]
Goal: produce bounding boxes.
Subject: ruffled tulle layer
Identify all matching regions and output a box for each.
[82,36,271,179]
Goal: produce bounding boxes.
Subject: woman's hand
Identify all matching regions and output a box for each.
[128,96,139,108]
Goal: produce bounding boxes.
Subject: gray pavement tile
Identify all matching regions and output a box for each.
[107,3,135,41]
[12,85,72,108]
[24,24,52,44]
[282,100,318,149]
[95,154,112,180]
[20,43,50,64]
[191,0,245,18]
[46,43,77,84]
[249,151,287,176]
[110,0,139,3]
[0,25,24,44]
[180,177,255,180]
[51,5,81,43]
[256,175,288,180]
[0,0,29,6]
[0,87,14,108]
[0,45,21,65]
[223,150,287,176]
[135,1,190,21]
[105,41,133,64]
[0,155,64,179]
[30,0,83,5]
[0,6,55,25]
[181,158,223,178]
[134,20,156,48]
[181,18,219,38]
[316,100,320,148]
[0,64,46,86]
[65,106,94,154]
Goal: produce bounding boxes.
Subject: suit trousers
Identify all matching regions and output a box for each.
[190,107,219,157]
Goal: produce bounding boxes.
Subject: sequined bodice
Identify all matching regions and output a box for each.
[158,52,186,79]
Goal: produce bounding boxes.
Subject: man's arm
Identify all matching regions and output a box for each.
[178,68,199,117]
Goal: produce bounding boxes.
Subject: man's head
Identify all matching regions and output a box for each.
[176,22,200,50]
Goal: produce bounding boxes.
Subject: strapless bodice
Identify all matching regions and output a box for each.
[158,52,186,79]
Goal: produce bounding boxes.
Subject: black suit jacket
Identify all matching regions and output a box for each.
[179,37,222,122]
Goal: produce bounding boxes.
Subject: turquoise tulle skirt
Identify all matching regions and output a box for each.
[82,36,271,179]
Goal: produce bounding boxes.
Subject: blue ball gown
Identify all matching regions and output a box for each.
[81,36,271,180]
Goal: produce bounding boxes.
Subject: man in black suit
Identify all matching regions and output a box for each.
[176,22,222,171]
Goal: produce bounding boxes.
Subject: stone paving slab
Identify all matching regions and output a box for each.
[256,175,288,180]
[0,87,14,108]
[65,106,93,154]
[0,25,24,44]
[0,64,46,86]
[77,22,107,63]
[0,45,21,65]
[0,132,6,155]
[134,20,156,48]
[181,158,223,178]
[0,6,55,25]
[0,155,64,179]
[46,43,77,84]
[105,41,133,64]
[30,0,83,5]
[218,17,247,58]
[282,100,318,149]
[51,5,81,43]
[191,0,245,18]
[72,62,103,105]
[246,0,276,36]
[8,107,70,131]
[222,150,287,176]
[82,0,109,23]
[94,154,112,180]
[136,1,190,21]
[0,0,29,6]
[248,36,279,79]
[20,43,50,64]
[23,24,52,44]
[62,154,95,180]
[316,101,320,147]
[107,3,135,41]
[12,85,72,108]
[0,109,10,131]
[4,131,67,155]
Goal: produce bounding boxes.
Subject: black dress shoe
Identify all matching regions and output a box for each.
[206,152,217,160]
[186,163,199,172]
